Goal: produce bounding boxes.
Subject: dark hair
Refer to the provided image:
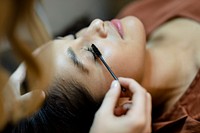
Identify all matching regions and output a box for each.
[8,77,102,133]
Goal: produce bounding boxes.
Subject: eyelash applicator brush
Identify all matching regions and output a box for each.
[91,44,126,92]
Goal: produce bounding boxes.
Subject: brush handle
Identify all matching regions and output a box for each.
[99,56,118,80]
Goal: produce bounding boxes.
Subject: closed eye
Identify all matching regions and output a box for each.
[86,47,97,60]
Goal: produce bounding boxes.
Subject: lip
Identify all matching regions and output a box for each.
[111,19,124,38]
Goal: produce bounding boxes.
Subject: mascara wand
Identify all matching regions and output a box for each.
[91,44,126,92]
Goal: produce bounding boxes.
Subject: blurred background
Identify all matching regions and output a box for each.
[0,0,134,73]
[42,0,133,37]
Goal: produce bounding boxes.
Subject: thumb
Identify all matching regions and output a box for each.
[13,90,45,122]
[98,80,121,114]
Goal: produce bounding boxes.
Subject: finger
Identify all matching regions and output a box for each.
[129,84,147,117]
[119,77,146,92]
[143,93,152,133]
[119,77,147,98]
[119,78,134,98]
[119,78,148,116]
[114,106,125,116]
[120,88,132,98]
[13,90,45,122]
[98,80,121,114]
[114,102,132,116]
[18,90,45,104]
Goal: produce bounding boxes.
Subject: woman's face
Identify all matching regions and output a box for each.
[36,16,146,100]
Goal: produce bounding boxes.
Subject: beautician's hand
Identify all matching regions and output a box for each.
[2,64,45,126]
[90,77,152,133]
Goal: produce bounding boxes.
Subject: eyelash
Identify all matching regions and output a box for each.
[73,34,77,39]
[86,47,97,60]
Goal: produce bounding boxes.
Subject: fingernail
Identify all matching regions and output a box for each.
[110,80,119,89]
[123,103,132,110]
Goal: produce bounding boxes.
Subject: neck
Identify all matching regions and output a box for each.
[138,18,200,118]
[140,49,178,108]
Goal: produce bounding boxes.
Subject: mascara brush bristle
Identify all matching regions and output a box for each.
[91,44,102,57]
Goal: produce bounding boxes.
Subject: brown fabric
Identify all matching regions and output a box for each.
[117,0,200,39]
[153,70,200,133]
[117,0,200,132]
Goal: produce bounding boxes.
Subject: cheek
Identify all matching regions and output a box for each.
[107,47,145,81]
[109,54,133,77]
[87,71,112,100]
[127,48,146,81]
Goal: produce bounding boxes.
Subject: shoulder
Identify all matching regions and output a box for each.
[148,18,200,49]
[146,18,200,110]
[148,18,200,68]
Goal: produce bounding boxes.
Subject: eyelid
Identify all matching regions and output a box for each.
[85,47,97,61]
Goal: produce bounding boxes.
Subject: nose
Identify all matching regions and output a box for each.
[87,19,107,38]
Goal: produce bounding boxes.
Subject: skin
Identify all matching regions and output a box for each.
[90,78,152,133]
[35,16,146,101]
[7,17,200,133]
[31,17,200,112]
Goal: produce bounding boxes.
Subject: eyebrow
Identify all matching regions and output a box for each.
[67,47,89,74]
